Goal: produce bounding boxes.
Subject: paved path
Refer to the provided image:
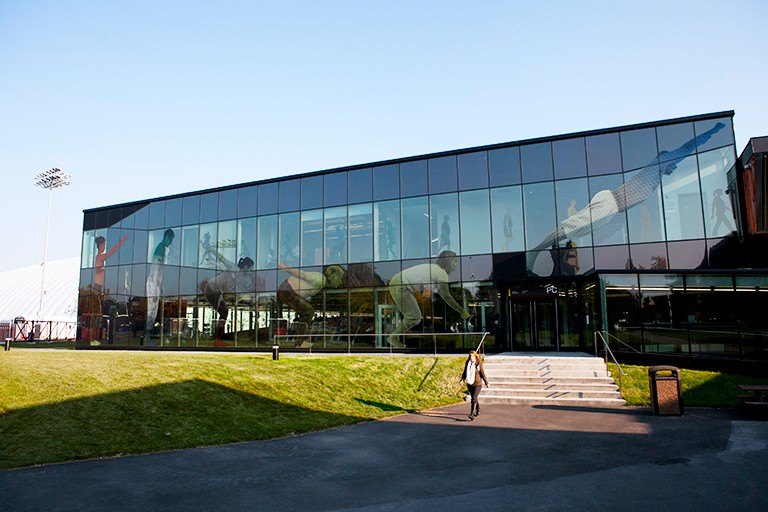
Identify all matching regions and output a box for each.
[2,404,767,511]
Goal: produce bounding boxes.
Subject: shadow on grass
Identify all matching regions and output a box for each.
[0,379,364,471]
[354,398,413,413]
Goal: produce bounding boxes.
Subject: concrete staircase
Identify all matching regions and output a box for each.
[478,352,626,407]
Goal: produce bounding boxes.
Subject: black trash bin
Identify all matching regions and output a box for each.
[648,365,683,416]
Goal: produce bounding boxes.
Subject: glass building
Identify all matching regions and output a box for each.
[77,111,768,361]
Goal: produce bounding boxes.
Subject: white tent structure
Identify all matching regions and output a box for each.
[0,257,79,323]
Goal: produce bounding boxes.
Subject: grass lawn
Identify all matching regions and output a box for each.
[0,350,466,470]
[608,363,766,407]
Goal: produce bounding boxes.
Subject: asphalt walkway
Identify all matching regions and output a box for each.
[2,404,767,511]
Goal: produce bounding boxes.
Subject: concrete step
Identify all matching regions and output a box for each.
[486,382,619,392]
[486,376,616,384]
[481,388,621,399]
[477,395,627,407]
[476,353,626,407]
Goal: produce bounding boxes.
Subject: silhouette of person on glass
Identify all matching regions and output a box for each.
[438,215,451,252]
[93,234,128,293]
[527,122,726,274]
[387,250,470,348]
[710,188,734,236]
[502,208,514,251]
[199,236,255,344]
[145,229,175,341]
[277,262,346,342]
[385,218,397,259]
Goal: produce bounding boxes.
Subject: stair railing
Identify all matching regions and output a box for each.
[594,330,628,399]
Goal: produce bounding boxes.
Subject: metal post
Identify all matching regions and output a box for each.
[34,168,72,323]
[38,187,53,321]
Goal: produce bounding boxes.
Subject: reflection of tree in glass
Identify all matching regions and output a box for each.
[528,123,725,273]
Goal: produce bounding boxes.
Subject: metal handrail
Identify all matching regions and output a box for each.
[273,331,491,356]
[594,330,627,399]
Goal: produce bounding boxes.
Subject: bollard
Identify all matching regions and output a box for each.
[4,338,10,351]
[272,345,280,361]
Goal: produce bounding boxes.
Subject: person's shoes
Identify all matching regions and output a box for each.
[468,414,474,421]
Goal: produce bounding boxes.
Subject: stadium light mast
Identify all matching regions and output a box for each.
[34,168,71,322]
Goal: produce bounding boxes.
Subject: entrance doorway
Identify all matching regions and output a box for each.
[509,298,559,351]
[504,280,595,352]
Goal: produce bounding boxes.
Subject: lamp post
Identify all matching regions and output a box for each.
[34,168,72,323]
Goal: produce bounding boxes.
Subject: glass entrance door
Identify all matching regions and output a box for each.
[509,298,559,351]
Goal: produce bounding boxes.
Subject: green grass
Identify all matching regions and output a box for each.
[1,351,762,471]
[0,350,466,470]
[608,363,766,407]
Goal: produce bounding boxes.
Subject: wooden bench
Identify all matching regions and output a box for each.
[736,384,768,406]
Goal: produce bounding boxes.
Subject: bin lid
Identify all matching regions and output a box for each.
[648,365,681,376]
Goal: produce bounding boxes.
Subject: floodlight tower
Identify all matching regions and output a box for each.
[34,168,72,322]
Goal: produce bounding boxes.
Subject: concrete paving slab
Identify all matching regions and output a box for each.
[1,404,766,511]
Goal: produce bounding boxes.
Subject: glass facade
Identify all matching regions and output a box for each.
[78,111,768,359]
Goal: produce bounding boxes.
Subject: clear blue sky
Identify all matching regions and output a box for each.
[1,0,765,272]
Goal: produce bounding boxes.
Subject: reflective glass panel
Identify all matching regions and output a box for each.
[621,127,658,172]
[132,230,148,266]
[429,193,459,256]
[301,209,323,266]
[657,123,694,162]
[301,176,323,210]
[166,198,182,227]
[237,185,258,218]
[325,172,347,207]
[401,196,430,259]
[256,215,277,270]
[258,182,278,215]
[593,244,630,270]
[586,133,622,176]
[489,146,521,187]
[629,242,668,270]
[685,274,737,356]
[182,195,200,225]
[373,164,399,201]
[521,142,553,183]
[695,117,734,152]
[348,167,372,204]
[490,186,524,253]
[149,201,166,229]
[278,212,300,268]
[661,155,704,240]
[237,217,257,264]
[180,225,200,267]
[400,160,428,197]
[667,240,706,269]
[459,189,491,255]
[458,151,489,191]
[429,156,458,194]
[374,200,400,262]
[279,179,300,213]
[624,167,665,243]
[555,177,592,248]
[200,223,220,268]
[218,189,238,220]
[133,205,149,231]
[698,147,737,237]
[553,138,587,179]
[324,206,347,265]
[589,174,627,246]
[523,181,556,249]
[200,193,218,223]
[348,203,373,264]
[460,254,492,282]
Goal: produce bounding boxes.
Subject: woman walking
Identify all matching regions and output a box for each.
[461,351,489,420]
